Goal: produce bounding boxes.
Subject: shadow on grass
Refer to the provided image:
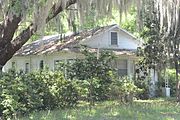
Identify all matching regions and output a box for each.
[19,98,180,120]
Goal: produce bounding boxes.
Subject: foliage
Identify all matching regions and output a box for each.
[137,11,167,74]
[58,47,116,101]
[136,3,179,99]
[0,70,78,119]
[120,7,140,37]
[158,69,180,96]
[0,49,145,119]
[134,77,150,99]
[0,69,144,119]
[109,77,143,102]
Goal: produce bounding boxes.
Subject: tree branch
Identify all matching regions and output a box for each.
[1,0,22,44]
[0,22,3,41]
[0,15,21,49]
[3,15,21,40]
[0,22,3,34]
[0,24,34,66]
[0,0,77,66]
[46,0,77,23]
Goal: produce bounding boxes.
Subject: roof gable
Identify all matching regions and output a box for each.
[15,24,140,56]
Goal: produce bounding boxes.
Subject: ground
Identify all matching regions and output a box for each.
[19,98,180,120]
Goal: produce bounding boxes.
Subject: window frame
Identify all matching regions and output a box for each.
[110,31,118,46]
[25,62,30,73]
[54,59,64,71]
[39,60,44,70]
[116,59,128,76]
[11,61,16,69]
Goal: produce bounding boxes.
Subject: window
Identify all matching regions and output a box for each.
[39,60,44,69]
[67,59,75,64]
[25,63,30,73]
[12,62,16,69]
[116,60,127,76]
[111,32,118,45]
[54,60,64,70]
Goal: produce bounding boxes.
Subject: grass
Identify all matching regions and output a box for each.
[19,98,180,120]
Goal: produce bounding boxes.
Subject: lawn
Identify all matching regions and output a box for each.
[19,98,180,120]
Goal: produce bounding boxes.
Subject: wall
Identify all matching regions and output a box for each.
[3,51,82,72]
[3,52,137,76]
[81,26,140,50]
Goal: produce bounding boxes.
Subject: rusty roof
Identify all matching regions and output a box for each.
[15,24,137,56]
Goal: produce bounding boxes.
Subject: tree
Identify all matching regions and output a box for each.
[137,0,180,101]
[0,0,77,70]
[0,0,135,71]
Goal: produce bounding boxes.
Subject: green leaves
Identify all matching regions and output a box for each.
[0,70,79,119]
[109,77,143,103]
[56,48,116,101]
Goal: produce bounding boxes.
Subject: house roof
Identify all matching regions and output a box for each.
[15,24,138,56]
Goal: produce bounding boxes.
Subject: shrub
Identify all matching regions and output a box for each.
[109,77,143,103]
[58,47,116,101]
[134,78,149,99]
[0,70,79,119]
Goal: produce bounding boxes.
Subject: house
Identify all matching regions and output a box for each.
[3,24,142,77]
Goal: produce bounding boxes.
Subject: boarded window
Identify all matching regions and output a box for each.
[25,63,30,73]
[39,60,44,69]
[116,60,127,76]
[111,32,118,45]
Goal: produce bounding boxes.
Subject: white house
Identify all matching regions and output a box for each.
[3,24,142,77]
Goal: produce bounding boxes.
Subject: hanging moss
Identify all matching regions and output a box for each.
[1,0,180,37]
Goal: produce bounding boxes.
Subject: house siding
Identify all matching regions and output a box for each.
[3,25,139,77]
[81,27,139,50]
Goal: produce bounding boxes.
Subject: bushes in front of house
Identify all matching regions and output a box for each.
[58,47,116,101]
[0,48,143,119]
[109,77,143,102]
[0,70,79,119]
[0,69,142,119]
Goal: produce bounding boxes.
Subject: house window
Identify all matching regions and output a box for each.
[117,60,127,76]
[54,60,64,70]
[12,62,16,69]
[25,63,30,73]
[67,59,75,64]
[111,32,118,45]
[39,60,44,69]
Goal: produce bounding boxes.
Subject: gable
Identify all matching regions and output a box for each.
[80,26,140,50]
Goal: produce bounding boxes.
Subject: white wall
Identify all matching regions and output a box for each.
[81,27,140,50]
[3,51,137,76]
[3,51,82,72]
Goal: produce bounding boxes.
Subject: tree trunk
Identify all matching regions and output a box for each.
[175,62,180,102]
[175,49,180,102]
[0,65,2,72]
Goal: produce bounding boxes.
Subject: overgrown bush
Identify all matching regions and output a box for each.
[109,77,143,103]
[0,48,145,119]
[134,78,149,99]
[59,47,116,101]
[0,70,78,119]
